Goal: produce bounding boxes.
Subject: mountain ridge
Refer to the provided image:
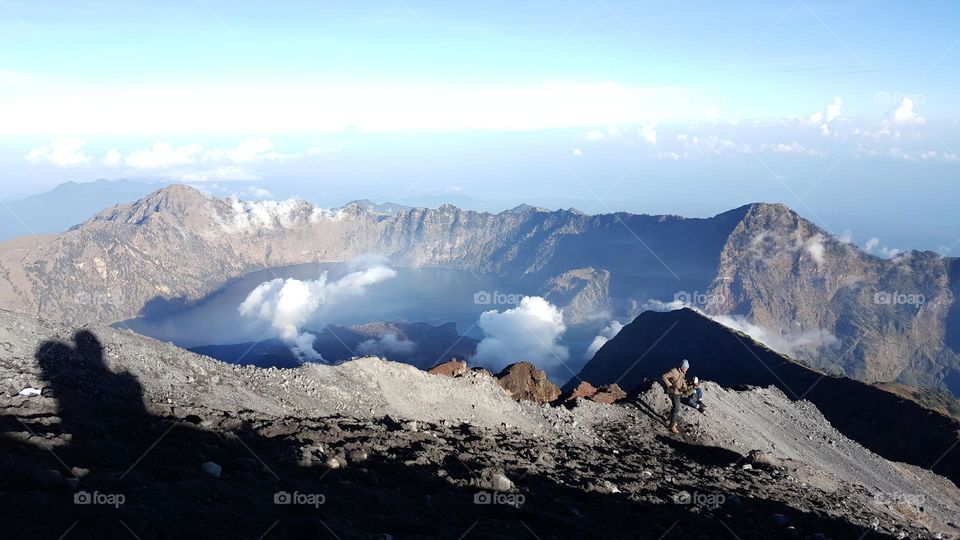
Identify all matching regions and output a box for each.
[571,307,960,484]
[0,184,956,396]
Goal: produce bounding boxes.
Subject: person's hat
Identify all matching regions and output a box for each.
[681,359,689,369]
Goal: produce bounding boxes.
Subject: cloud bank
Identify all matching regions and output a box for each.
[239,262,396,361]
[472,296,569,372]
[584,320,625,359]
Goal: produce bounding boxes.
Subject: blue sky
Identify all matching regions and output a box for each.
[2,0,959,252]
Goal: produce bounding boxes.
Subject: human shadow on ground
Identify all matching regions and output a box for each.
[0,330,900,539]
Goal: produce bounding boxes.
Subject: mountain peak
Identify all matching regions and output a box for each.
[572,307,960,484]
[89,184,213,226]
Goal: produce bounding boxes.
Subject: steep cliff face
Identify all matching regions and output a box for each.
[703,202,959,389]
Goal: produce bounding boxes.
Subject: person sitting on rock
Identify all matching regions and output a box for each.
[660,359,689,434]
[683,376,707,414]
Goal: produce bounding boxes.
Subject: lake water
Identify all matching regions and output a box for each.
[119,263,537,349]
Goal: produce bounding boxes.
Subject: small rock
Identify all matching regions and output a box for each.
[18,387,41,397]
[325,457,341,469]
[200,461,222,478]
[401,420,418,432]
[348,449,368,464]
[476,469,514,492]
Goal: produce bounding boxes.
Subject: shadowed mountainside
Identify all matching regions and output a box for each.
[571,308,960,485]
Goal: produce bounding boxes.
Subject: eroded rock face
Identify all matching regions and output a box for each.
[495,362,561,404]
[590,383,627,404]
[428,359,469,378]
[563,381,626,404]
[565,381,598,401]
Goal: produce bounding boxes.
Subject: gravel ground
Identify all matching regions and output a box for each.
[2,309,958,538]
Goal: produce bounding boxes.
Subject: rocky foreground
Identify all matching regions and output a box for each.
[2,310,959,539]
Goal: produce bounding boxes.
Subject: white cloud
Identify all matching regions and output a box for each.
[239,263,397,362]
[710,314,839,359]
[760,141,824,156]
[891,97,924,124]
[584,320,624,359]
[172,166,259,182]
[472,296,569,372]
[670,134,751,158]
[639,124,657,145]
[125,142,203,169]
[0,81,702,135]
[24,137,91,167]
[357,333,417,357]
[805,233,826,267]
[240,186,273,199]
[863,237,901,258]
[826,96,843,122]
[585,130,606,140]
[572,147,583,157]
[101,148,122,166]
[221,136,282,163]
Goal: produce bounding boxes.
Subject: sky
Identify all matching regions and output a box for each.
[1,0,959,252]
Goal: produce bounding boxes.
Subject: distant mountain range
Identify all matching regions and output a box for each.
[0,179,164,241]
[0,184,956,397]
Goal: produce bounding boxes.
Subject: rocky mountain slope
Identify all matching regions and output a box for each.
[0,184,957,396]
[2,309,959,538]
[572,308,960,486]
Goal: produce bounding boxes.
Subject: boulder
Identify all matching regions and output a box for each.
[565,381,598,401]
[495,362,561,404]
[200,461,222,478]
[428,359,468,378]
[590,383,627,404]
[475,468,514,492]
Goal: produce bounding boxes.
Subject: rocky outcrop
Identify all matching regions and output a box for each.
[428,359,469,377]
[539,267,612,325]
[563,381,626,404]
[590,383,627,404]
[495,362,561,404]
[565,381,598,401]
